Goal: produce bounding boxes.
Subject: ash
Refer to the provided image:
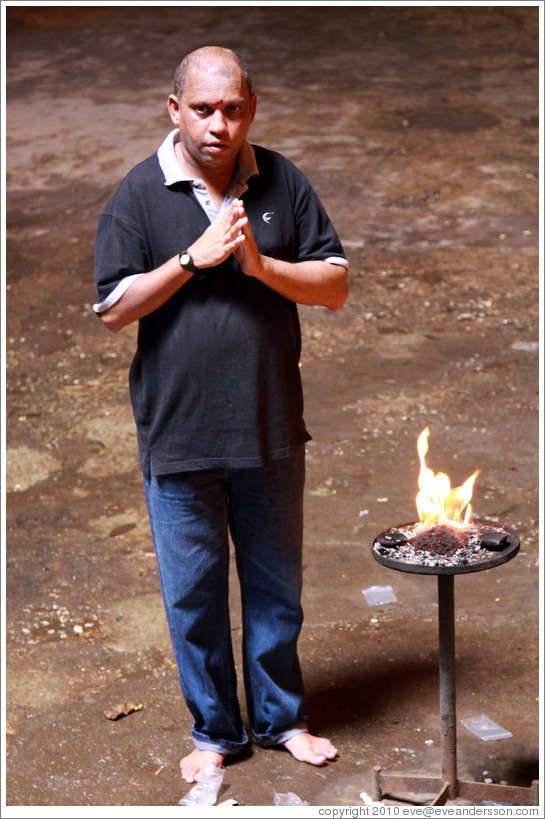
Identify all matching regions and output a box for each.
[374,522,503,568]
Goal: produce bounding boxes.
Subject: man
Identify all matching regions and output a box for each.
[93,46,348,783]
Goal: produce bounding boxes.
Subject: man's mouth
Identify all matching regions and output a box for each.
[205,142,229,153]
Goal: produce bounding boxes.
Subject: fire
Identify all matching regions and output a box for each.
[416,427,479,527]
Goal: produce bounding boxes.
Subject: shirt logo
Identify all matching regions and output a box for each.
[262,212,275,223]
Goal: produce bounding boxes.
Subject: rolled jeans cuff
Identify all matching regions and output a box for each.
[193,736,248,756]
[252,721,309,748]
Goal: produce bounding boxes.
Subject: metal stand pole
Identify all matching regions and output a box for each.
[438,574,458,801]
[372,574,538,806]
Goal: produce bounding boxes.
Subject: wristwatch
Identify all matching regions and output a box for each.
[178,250,199,274]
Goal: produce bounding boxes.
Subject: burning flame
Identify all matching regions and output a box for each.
[416,427,479,527]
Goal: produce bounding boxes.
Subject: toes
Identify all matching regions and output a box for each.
[180,765,196,783]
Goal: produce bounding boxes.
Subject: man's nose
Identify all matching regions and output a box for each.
[209,109,228,133]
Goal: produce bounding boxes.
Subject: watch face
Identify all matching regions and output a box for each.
[180,253,191,266]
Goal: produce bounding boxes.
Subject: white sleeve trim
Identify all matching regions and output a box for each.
[325,255,349,269]
[92,273,143,314]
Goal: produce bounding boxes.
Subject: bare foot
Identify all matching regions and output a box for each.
[180,748,225,783]
[283,732,338,766]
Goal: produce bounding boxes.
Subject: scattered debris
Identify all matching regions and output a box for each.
[510,340,538,353]
[274,792,309,806]
[362,585,397,606]
[482,802,514,807]
[103,701,143,720]
[394,746,416,756]
[360,791,382,806]
[461,714,513,741]
[109,522,137,537]
[179,764,225,806]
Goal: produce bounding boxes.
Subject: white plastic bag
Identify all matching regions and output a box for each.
[178,763,225,806]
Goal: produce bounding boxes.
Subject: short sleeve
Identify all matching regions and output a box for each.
[93,206,149,314]
[293,176,348,267]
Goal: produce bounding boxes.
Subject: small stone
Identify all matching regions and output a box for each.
[479,531,510,550]
[377,531,407,547]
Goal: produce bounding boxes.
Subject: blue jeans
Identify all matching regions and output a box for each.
[143,445,308,755]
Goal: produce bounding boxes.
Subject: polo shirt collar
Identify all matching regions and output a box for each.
[157,128,259,188]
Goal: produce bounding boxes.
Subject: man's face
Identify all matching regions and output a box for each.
[169,63,257,174]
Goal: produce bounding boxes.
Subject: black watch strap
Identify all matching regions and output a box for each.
[178,250,199,274]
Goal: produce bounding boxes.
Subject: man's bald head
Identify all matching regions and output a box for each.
[173,47,253,99]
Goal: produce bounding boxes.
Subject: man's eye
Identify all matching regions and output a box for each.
[194,106,210,115]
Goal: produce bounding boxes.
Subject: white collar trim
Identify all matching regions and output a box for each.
[157,129,258,187]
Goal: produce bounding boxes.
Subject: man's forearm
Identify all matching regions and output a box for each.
[233,203,348,311]
[251,257,348,311]
[99,255,193,332]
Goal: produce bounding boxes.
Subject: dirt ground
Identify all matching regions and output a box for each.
[3,3,541,812]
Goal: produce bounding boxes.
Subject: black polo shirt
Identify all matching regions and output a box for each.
[94,143,347,477]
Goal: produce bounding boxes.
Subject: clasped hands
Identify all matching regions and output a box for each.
[188,199,263,278]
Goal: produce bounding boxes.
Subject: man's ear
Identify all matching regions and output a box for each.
[167,94,181,126]
[249,93,257,124]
